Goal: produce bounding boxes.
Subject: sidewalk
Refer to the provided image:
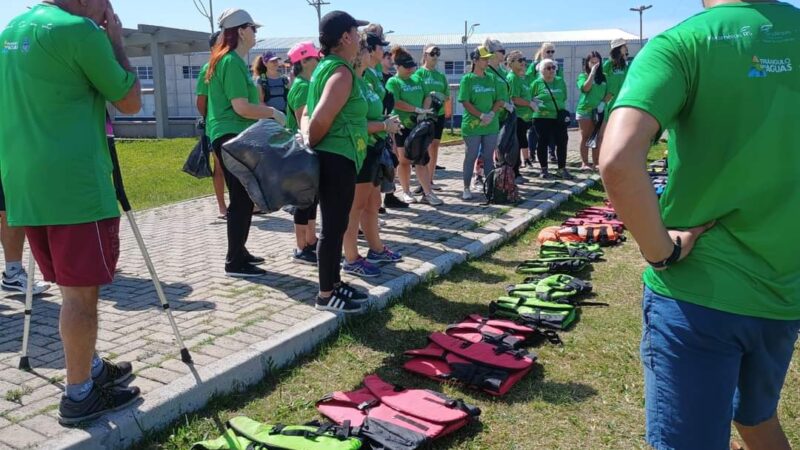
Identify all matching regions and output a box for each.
[0,133,598,449]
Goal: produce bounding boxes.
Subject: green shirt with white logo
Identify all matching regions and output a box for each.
[359,75,387,144]
[614,1,800,320]
[306,55,368,171]
[206,52,259,143]
[458,72,500,137]
[531,77,567,120]
[576,72,607,115]
[414,67,449,116]
[386,74,425,129]
[0,4,136,226]
[364,66,386,102]
[603,58,628,114]
[285,75,309,134]
[507,71,533,121]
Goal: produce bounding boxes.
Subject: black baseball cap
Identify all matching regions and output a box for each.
[366,32,390,47]
[319,11,369,44]
[208,31,221,49]
[395,54,417,68]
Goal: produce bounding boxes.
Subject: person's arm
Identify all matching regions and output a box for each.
[258,79,265,104]
[294,104,306,129]
[196,95,207,118]
[230,98,280,120]
[102,5,141,114]
[308,66,352,147]
[581,70,596,93]
[460,101,483,118]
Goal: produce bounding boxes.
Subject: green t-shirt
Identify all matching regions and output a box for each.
[196,63,209,96]
[457,72,500,137]
[614,1,800,320]
[0,4,136,226]
[306,54,368,171]
[359,75,387,144]
[364,66,386,102]
[285,75,309,134]
[414,67,449,116]
[507,71,533,121]
[386,74,425,129]
[488,67,511,123]
[603,58,628,111]
[576,72,607,115]
[531,77,567,119]
[206,52,259,143]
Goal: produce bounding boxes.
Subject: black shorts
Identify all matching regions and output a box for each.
[0,177,6,212]
[395,127,413,148]
[433,115,446,140]
[516,118,532,149]
[356,140,384,185]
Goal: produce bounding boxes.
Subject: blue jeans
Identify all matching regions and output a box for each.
[641,287,800,450]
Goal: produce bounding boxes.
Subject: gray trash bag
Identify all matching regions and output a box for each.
[222,120,319,212]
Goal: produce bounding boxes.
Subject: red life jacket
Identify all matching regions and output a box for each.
[445,314,539,349]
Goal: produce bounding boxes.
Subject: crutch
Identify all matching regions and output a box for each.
[18,250,35,370]
[107,137,193,364]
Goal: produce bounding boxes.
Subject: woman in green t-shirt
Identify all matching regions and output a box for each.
[576,51,608,171]
[531,59,571,179]
[415,44,450,190]
[205,11,285,278]
[285,41,321,265]
[506,51,540,179]
[305,10,370,313]
[458,45,504,200]
[386,46,442,206]
[600,38,630,139]
[341,34,403,279]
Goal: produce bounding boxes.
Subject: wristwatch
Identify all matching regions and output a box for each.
[644,236,682,269]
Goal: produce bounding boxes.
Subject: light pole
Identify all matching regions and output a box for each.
[630,5,653,44]
[461,21,480,61]
[192,0,215,33]
[307,0,331,26]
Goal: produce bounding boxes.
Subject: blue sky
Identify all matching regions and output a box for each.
[3,1,800,38]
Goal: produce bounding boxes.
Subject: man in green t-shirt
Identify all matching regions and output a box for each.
[600,2,800,449]
[0,0,142,426]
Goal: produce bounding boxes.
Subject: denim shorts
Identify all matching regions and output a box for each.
[641,287,800,450]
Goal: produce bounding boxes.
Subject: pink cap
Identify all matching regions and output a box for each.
[287,41,322,64]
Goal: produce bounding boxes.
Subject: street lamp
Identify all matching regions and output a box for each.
[461,22,480,60]
[630,5,653,44]
[192,0,215,34]
[307,0,331,26]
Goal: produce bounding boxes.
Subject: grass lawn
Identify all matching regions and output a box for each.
[115,138,214,210]
[133,187,799,449]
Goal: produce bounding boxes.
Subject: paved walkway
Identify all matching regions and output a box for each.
[0,133,598,449]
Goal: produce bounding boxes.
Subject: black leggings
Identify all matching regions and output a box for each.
[316,151,356,292]
[514,118,532,176]
[534,118,568,170]
[213,135,254,268]
[293,200,318,225]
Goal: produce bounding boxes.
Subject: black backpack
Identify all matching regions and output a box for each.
[258,76,289,110]
[484,165,521,205]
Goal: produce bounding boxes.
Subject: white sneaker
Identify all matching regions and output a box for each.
[1,270,51,295]
[421,192,444,206]
[462,189,473,200]
[378,218,386,227]
[400,191,417,204]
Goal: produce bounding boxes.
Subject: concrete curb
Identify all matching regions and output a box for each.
[44,175,598,450]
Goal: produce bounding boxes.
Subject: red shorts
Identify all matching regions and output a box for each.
[24,218,121,287]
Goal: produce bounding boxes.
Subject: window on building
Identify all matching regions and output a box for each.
[134,66,153,80]
[182,65,203,79]
[556,58,565,72]
[444,61,466,75]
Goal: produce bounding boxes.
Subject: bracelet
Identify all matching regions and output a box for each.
[644,236,682,269]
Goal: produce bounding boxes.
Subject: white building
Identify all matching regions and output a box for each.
[118,28,641,137]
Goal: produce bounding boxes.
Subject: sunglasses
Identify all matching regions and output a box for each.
[545,50,555,54]
[544,66,556,71]
[514,58,528,64]
[243,24,258,32]
[427,50,441,57]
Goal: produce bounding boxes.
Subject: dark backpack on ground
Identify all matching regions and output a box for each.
[484,164,520,204]
[317,374,480,450]
[404,332,536,396]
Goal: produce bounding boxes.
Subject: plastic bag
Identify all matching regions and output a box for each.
[182,135,213,178]
[222,120,319,212]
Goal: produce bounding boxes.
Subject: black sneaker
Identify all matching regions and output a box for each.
[378,207,387,215]
[384,193,409,209]
[412,185,424,195]
[335,281,369,301]
[304,242,318,254]
[436,165,445,170]
[225,263,267,278]
[245,254,266,265]
[293,247,317,265]
[540,170,552,179]
[315,294,364,313]
[92,359,133,388]
[58,384,141,426]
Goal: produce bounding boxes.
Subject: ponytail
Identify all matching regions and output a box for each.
[206,27,242,83]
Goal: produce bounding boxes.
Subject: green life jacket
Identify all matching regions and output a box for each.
[192,417,363,450]
[506,274,592,303]
[489,296,577,330]
[539,241,604,261]
[515,256,589,274]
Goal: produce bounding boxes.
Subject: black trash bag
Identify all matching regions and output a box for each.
[222,120,319,212]
[182,134,213,178]
[402,94,444,166]
[374,139,396,189]
[497,110,519,166]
